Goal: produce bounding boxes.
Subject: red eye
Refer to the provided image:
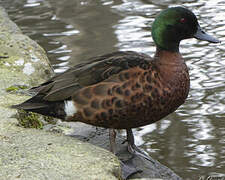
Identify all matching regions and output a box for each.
[180,18,186,23]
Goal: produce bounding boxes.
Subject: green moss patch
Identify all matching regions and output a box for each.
[16,110,43,129]
[6,85,28,93]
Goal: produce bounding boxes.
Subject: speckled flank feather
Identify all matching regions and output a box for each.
[67,51,190,129]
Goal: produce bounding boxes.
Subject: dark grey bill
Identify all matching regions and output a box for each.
[194,25,220,43]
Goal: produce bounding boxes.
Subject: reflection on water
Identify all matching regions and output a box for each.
[1,0,225,179]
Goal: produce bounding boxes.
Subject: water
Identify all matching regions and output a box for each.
[1,0,225,179]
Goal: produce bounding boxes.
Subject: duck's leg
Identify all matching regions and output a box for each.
[109,128,117,154]
[108,129,141,180]
[126,129,154,163]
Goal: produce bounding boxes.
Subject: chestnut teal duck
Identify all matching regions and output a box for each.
[12,6,219,179]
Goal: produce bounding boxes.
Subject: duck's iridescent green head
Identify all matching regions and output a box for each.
[152,7,219,52]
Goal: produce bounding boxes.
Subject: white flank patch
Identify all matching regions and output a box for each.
[64,100,77,117]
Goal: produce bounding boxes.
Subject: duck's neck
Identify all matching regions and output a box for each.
[153,48,188,87]
[154,48,184,65]
[153,38,180,52]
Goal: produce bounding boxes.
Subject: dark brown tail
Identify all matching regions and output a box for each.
[11,94,66,120]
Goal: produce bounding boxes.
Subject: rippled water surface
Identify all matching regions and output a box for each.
[1,0,225,179]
